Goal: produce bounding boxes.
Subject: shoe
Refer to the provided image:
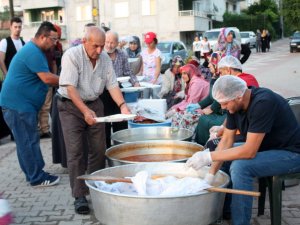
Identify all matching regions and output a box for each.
[40,132,52,139]
[31,174,60,187]
[74,196,90,214]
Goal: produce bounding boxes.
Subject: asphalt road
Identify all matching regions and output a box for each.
[242,38,300,98]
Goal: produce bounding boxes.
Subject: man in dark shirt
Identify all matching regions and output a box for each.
[186,75,300,225]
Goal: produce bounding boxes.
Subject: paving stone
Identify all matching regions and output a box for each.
[23,216,47,223]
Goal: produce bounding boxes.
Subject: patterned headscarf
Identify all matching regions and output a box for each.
[214,27,241,59]
[170,55,184,71]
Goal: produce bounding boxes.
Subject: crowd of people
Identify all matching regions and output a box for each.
[0,18,299,225]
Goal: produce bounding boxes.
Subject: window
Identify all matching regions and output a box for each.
[142,0,156,16]
[76,6,92,21]
[115,2,129,18]
[233,4,237,11]
[41,10,54,22]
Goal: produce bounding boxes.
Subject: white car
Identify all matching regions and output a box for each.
[240,31,256,48]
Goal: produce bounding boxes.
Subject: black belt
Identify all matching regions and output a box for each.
[56,93,96,104]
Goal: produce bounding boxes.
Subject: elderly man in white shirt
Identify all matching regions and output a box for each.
[57,26,130,215]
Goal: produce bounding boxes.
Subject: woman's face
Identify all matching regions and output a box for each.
[181,71,190,83]
[226,32,233,43]
[129,42,138,51]
[146,41,156,49]
[172,65,180,74]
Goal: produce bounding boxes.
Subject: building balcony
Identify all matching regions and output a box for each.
[22,0,65,10]
[178,10,210,31]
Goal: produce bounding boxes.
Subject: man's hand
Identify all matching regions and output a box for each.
[209,125,224,137]
[204,172,215,185]
[83,109,97,125]
[186,149,212,171]
[202,107,213,115]
[120,103,131,114]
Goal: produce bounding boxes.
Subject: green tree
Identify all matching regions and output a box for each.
[282,0,300,32]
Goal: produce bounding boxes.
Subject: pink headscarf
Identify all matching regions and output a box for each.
[180,64,202,94]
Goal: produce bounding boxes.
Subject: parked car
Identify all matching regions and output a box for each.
[290,31,300,53]
[156,41,188,73]
[203,27,241,51]
[240,31,256,48]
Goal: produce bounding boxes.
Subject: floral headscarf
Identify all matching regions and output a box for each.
[209,52,222,77]
[170,55,184,71]
[214,27,241,59]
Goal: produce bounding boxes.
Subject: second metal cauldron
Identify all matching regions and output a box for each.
[105,140,204,167]
[111,127,193,145]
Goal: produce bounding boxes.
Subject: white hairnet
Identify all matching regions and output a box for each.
[218,55,243,71]
[212,75,247,103]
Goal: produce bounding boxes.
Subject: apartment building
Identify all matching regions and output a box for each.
[20,0,242,47]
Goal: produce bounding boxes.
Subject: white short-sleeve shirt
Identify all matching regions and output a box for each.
[58,44,118,101]
[0,38,24,53]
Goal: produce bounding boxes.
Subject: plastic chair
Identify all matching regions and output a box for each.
[257,97,300,225]
[257,173,300,225]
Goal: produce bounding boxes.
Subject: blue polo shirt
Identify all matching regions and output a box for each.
[0,41,49,112]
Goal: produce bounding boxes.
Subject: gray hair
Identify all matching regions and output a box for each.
[105,31,119,42]
[84,26,105,40]
[212,75,247,103]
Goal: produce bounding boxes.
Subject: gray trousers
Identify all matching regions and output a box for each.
[57,98,106,198]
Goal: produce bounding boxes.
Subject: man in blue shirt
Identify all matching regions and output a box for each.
[0,21,60,187]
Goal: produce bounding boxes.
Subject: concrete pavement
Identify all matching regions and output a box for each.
[1,39,300,225]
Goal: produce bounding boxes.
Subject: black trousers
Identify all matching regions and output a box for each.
[99,89,128,148]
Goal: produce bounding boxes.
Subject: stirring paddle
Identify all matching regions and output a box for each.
[77,174,260,197]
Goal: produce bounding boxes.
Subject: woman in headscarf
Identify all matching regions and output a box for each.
[186,52,227,145]
[158,55,185,109]
[125,36,143,76]
[166,64,209,131]
[214,27,241,59]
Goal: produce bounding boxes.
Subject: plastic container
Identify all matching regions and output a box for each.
[128,119,171,128]
[123,91,139,103]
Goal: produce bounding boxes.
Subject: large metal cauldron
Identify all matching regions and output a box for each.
[111,127,194,145]
[106,140,203,167]
[86,163,229,225]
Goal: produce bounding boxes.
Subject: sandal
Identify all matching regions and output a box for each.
[74,196,90,214]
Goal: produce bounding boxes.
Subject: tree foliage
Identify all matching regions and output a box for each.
[282,0,300,31]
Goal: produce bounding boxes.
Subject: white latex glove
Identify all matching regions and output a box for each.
[204,173,215,185]
[209,125,223,134]
[186,149,212,171]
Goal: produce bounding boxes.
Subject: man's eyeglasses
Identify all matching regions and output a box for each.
[47,36,58,42]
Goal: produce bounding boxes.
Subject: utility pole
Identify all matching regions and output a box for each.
[9,0,14,18]
[279,0,284,38]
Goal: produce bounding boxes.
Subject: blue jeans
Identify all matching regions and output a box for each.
[221,149,300,225]
[2,108,47,185]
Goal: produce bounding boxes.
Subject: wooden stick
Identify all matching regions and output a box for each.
[77,175,260,197]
